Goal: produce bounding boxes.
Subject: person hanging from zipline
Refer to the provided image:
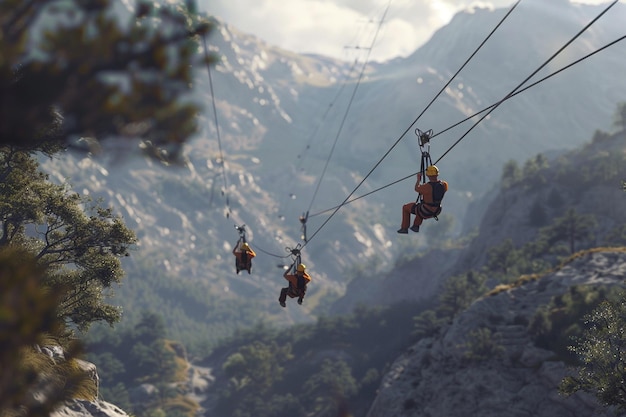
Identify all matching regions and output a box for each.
[279,263,311,307]
[232,239,256,274]
[398,165,448,234]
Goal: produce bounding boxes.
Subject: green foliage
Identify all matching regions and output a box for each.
[159,396,199,417]
[538,208,597,255]
[0,247,93,417]
[223,341,292,395]
[112,254,268,356]
[501,159,522,189]
[438,270,487,318]
[85,312,190,417]
[485,239,517,278]
[605,224,626,246]
[0,1,216,414]
[0,149,136,331]
[591,129,612,143]
[87,312,179,385]
[209,302,425,417]
[461,327,504,363]
[412,309,446,338]
[560,293,626,410]
[483,237,552,285]
[522,154,549,187]
[481,208,604,290]
[0,0,214,161]
[528,285,618,363]
[612,102,626,131]
[303,359,358,416]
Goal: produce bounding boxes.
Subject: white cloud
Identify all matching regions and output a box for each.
[197,0,625,62]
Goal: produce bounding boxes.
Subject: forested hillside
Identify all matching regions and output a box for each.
[38,0,626,356]
[94,108,626,417]
[333,104,626,313]
[3,1,626,416]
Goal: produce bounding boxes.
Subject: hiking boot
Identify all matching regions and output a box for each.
[279,300,286,307]
[397,228,408,234]
[410,225,420,233]
[297,298,303,305]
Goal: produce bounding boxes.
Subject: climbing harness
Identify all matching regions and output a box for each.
[413,128,443,221]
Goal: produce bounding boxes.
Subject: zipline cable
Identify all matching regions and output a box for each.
[279,57,361,218]
[202,34,231,218]
[249,241,293,259]
[307,28,626,218]
[305,0,393,216]
[194,9,291,261]
[295,57,361,167]
[300,0,522,246]
[429,32,626,142]
[434,0,619,165]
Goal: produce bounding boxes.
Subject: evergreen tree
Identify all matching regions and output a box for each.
[0,247,92,417]
[485,239,517,278]
[412,309,445,338]
[560,296,626,411]
[438,271,487,318]
[613,102,626,132]
[0,1,214,414]
[522,154,548,187]
[303,359,358,417]
[0,0,214,161]
[539,208,597,254]
[501,159,521,189]
[0,147,136,331]
[222,341,293,395]
[462,328,504,363]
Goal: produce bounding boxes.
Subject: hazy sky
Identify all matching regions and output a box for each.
[197,0,619,62]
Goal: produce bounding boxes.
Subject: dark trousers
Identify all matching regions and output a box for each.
[279,287,303,303]
[235,260,251,274]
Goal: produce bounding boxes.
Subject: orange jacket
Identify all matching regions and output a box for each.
[415,180,448,205]
[284,272,311,296]
[232,245,256,268]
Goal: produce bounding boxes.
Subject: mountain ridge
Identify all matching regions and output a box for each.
[39,1,626,344]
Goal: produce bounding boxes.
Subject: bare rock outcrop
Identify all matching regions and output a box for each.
[368,250,626,417]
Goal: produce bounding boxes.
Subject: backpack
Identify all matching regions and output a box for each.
[430,181,446,205]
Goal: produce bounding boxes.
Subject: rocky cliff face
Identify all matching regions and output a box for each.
[52,400,129,417]
[367,249,626,417]
[30,345,131,417]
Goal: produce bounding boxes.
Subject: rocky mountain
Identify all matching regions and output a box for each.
[40,0,626,339]
[52,400,129,417]
[335,125,626,313]
[168,123,626,417]
[367,248,626,417]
